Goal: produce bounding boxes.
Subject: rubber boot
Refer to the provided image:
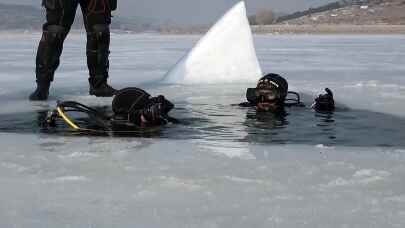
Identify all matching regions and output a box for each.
[86,25,115,97]
[29,81,51,101]
[89,76,116,97]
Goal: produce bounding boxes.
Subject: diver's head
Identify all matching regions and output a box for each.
[247,73,288,112]
[112,88,175,127]
[139,95,175,126]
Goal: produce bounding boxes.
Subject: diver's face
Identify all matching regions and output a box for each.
[255,88,280,112]
[256,100,279,112]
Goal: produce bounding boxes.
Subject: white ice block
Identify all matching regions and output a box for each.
[163,1,263,84]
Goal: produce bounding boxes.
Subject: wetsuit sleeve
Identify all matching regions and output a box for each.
[238,102,255,107]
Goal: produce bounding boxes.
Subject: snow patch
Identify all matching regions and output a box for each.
[132,190,158,200]
[322,169,391,188]
[199,140,253,160]
[325,177,351,187]
[385,195,405,203]
[353,169,391,180]
[394,149,405,154]
[158,176,202,191]
[58,151,100,159]
[1,162,29,173]
[274,194,305,201]
[326,161,356,170]
[222,175,267,185]
[49,176,90,183]
[316,144,335,149]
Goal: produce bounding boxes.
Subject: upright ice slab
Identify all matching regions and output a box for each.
[163,1,262,84]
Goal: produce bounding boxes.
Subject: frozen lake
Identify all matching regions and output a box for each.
[0,33,405,227]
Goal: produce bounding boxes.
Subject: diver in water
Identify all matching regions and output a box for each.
[239,73,335,113]
[111,87,178,128]
[47,87,178,134]
[30,0,118,101]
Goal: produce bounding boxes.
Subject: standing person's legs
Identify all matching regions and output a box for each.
[80,0,116,97]
[30,0,79,100]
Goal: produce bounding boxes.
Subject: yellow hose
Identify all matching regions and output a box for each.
[57,107,80,130]
[55,105,160,134]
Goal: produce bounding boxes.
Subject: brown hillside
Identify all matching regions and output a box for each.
[279,0,405,25]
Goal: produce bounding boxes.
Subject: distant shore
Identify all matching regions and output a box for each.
[1,25,405,35]
[155,24,405,35]
[251,25,405,34]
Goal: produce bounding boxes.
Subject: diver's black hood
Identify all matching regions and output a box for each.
[246,73,289,104]
[112,87,175,125]
[112,87,151,115]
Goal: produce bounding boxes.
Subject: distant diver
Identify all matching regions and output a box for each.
[30,0,118,101]
[46,87,178,134]
[239,73,335,113]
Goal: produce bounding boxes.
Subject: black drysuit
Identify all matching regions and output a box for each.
[36,0,117,87]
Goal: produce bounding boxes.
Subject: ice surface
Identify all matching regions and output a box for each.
[163,1,262,84]
[1,133,405,228]
[0,33,405,227]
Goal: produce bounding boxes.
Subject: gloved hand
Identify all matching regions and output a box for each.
[128,95,175,126]
[148,95,174,114]
[141,103,165,124]
[312,88,335,112]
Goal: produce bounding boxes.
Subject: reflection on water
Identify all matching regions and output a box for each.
[0,102,405,147]
[315,112,337,141]
[242,109,289,144]
[246,109,289,129]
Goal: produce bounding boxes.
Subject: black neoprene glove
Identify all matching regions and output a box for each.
[141,103,164,124]
[149,96,174,113]
[312,88,335,112]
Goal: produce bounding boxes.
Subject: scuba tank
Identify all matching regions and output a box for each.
[47,87,177,134]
